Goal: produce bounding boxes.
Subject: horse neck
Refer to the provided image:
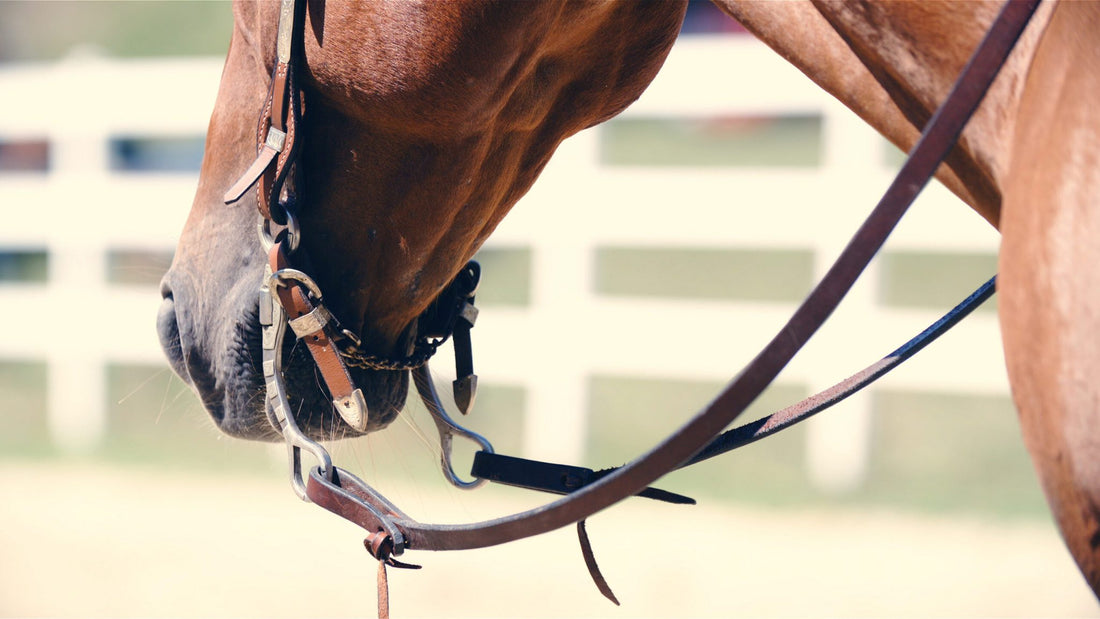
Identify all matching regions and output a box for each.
[717,0,1054,229]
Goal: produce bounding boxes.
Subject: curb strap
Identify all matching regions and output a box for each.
[268,240,370,432]
[224,0,305,223]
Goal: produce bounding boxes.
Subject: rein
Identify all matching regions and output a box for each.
[223,0,1040,614]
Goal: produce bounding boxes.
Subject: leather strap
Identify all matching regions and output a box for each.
[469,451,695,504]
[269,241,370,432]
[479,276,997,492]
[577,520,618,606]
[224,0,304,224]
[683,276,997,466]
[375,561,389,619]
[303,0,1040,554]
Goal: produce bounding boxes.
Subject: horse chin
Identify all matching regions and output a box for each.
[157,273,406,444]
[273,345,408,440]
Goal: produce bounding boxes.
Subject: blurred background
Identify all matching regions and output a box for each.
[0,1,1096,617]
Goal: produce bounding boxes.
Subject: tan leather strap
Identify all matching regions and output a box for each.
[269,241,370,432]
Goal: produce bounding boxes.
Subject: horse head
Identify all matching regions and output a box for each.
[158,1,686,441]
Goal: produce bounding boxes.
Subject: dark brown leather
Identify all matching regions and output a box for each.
[577,520,619,605]
[302,0,1040,556]
[470,451,695,504]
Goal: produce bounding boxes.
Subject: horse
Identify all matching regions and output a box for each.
[156,0,1100,600]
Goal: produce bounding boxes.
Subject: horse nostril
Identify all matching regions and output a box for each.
[159,276,174,301]
[157,296,180,346]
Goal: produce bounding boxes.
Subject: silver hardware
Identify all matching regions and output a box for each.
[340,328,363,347]
[275,0,296,65]
[458,302,479,327]
[288,304,332,337]
[283,207,300,252]
[258,217,275,251]
[265,127,287,153]
[333,389,369,433]
[259,289,277,350]
[269,267,323,301]
[260,265,333,500]
[453,374,478,416]
[267,267,371,433]
[412,363,493,489]
[257,209,300,253]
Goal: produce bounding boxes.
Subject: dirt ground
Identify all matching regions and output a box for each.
[1,461,1097,618]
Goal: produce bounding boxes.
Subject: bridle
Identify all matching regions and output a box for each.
[221,0,1041,614]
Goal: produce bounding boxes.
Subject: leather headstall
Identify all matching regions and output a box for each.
[223,0,303,223]
[223,0,476,436]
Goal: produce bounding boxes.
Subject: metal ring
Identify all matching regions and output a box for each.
[269,267,324,301]
[257,209,301,253]
[412,364,493,490]
[283,208,301,252]
[258,217,277,251]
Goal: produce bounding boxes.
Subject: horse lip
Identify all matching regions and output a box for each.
[156,275,405,441]
[157,285,229,425]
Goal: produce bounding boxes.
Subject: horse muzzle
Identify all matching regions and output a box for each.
[157,270,406,442]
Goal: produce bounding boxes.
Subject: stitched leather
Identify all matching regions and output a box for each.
[223,0,304,223]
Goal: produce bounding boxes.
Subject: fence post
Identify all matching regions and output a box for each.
[44,94,112,453]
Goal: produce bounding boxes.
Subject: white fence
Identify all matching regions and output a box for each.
[0,38,1007,490]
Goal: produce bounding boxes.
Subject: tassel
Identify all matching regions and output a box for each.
[376,560,389,619]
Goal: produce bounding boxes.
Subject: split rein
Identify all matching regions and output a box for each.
[219,0,1040,614]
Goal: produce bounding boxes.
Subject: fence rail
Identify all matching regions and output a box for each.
[0,38,1006,490]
